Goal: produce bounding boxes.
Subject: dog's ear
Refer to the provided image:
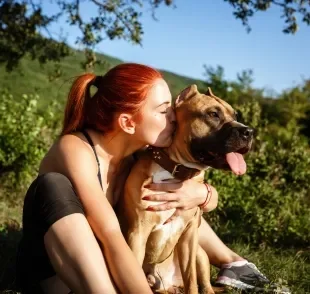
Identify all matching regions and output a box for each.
[205,87,215,97]
[175,84,198,106]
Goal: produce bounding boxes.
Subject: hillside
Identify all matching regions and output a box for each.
[0,50,206,107]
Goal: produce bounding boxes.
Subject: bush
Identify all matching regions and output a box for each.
[0,91,61,202]
[0,90,309,248]
[205,101,310,247]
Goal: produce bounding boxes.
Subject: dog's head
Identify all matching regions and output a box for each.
[172,84,253,175]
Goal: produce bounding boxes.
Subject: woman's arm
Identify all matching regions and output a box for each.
[58,135,152,294]
[142,179,219,212]
[201,183,218,212]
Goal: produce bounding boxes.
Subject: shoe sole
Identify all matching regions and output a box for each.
[215,277,291,294]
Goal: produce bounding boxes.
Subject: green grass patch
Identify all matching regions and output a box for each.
[213,242,310,293]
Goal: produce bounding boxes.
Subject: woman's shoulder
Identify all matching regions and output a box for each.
[58,132,86,150]
[40,132,98,175]
[58,132,99,163]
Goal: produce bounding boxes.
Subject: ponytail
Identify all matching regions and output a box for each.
[61,73,96,135]
[61,63,162,136]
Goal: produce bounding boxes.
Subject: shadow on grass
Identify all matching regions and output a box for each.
[0,220,21,293]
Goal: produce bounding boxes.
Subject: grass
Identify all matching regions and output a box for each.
[0,202,309,294]
[212,243,310,293]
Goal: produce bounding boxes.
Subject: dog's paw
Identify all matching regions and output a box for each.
[167,286,184,294]
[200,285,225,294]
[147,273,157,287]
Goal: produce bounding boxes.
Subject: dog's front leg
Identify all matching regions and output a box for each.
[176,219,199,294]
[196,245,214,294]
[127,222,152,266]
[127,223,158,289]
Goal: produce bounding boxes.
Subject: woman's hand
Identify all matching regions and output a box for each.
[143,179,218,223]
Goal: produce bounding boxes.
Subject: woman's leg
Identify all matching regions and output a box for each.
[30,172,118,294]
[198,217,276,291]
[198,217,244,268]
[43,213,118,294]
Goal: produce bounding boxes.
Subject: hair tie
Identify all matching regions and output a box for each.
[93,75,102,88]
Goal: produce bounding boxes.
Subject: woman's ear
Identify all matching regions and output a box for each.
[118,113,136,134]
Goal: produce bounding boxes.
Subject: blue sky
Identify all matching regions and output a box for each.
[43,0,310,94]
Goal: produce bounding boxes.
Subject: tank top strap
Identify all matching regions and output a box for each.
[81,130,103,189]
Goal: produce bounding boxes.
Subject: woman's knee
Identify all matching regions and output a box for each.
[37,172,73,192]
[44,213,118,294]
[34,172,84,233]
[35,172,76,205]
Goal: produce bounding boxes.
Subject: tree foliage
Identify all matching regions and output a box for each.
[200,66,310,247]
[0,62,309,246]
[0,0,309,248]
[0,0,173,71]
[1,0,309,71]
[225,0,310,33]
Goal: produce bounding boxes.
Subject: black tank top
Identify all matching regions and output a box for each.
[81,130,103,189]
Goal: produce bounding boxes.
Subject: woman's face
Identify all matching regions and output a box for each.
[135,79,176,147]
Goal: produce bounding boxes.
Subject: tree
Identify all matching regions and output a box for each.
[0,0,309,71]
[225,0,310,33]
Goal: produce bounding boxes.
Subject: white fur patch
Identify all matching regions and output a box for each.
[151,168,185,250]
[154,217,185,250]
[152,169,174,183]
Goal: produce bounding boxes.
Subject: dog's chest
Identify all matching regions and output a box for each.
[145,166,196,262]
[151,166,179,228]
[150,166,193,228]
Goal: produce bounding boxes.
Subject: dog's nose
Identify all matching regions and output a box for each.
[239,127,254,140]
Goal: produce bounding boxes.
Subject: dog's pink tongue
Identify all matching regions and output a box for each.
[225,152,246,175]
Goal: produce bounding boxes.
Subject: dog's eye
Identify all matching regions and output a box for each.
[208,112,219,118]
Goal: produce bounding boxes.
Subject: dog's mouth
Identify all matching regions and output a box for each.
[198,146,250,175]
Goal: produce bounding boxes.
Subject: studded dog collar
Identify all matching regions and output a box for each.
[146,146,200,181]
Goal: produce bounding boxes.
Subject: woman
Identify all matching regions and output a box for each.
[16,63,269,294]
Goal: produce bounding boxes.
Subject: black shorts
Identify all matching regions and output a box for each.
[16,172,85,294]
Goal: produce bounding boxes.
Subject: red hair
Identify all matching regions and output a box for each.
[61,63,163,135]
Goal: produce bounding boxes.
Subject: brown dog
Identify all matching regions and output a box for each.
[118,85,253,294]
